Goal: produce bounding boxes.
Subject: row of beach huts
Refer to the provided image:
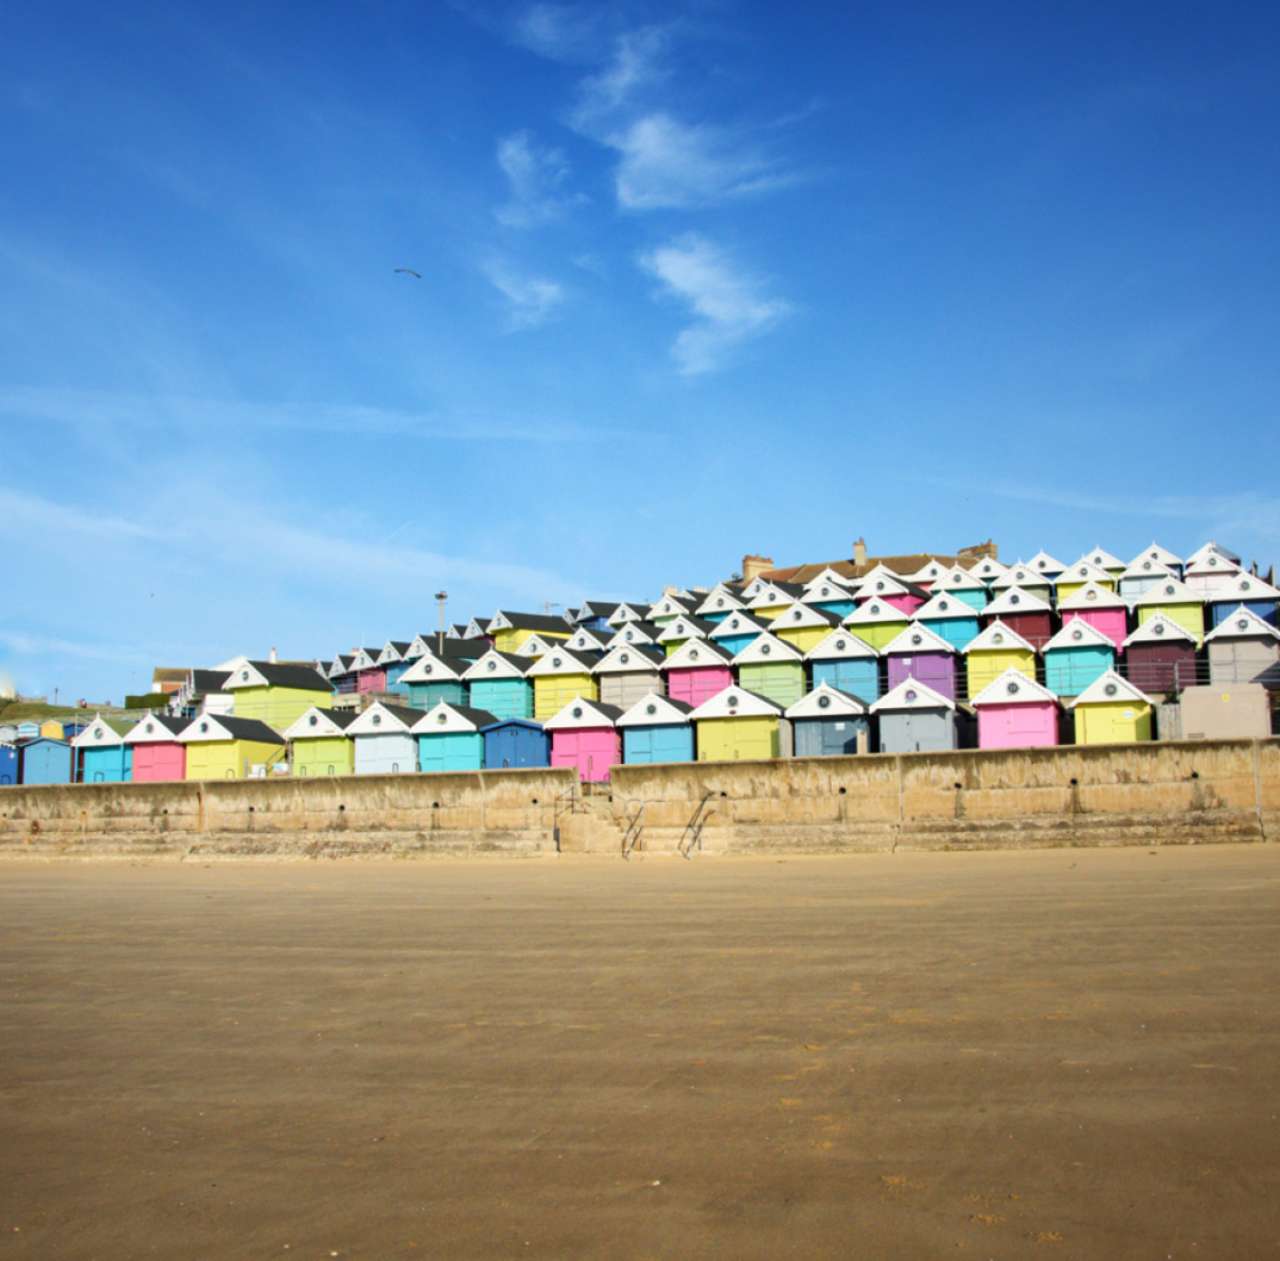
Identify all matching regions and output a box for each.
[4,539,1279,786]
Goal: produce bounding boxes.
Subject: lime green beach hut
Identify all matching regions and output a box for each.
[733,631,807,708]
[1135,578,1206,646]
[841,598,910,651]
[283,706,356,777]
[224,661,333,733]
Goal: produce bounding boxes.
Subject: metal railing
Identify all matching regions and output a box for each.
[678,792,715,860]
[621,802,646,859]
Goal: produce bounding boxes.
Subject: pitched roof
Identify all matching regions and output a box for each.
[1068,670,1152,708]
[970,668,1059,707]
[461,650,531,681]
[1055,560,1115,588]
[1184,549,1241,576]
[522,646,598,677]
[346,702,429,735]
[410,702,500,735]
[990,563,1053,590]
[542,697,625,730]
[283,706,359,740]
[1134,578,1204,607]
[842,598,911,627]
[1118,556,1177,582]
[179,715,285,745]
[981,586,1053,617]
[688,685,783,720]
[881,622,957,656]
[71,715,126,747]
[768,602,842,632]
[1122,613,1198,647]
[591,643,666,675]
[489,610,574,633]
[1043,618,1117,652]
[191,669,232,695]
[1203,606,1280,643]
[1127,541,1182,569]
[1076,546,1126,571]
[662,638,733,670]
[965,619,1038,655]
[400,651,468,684]
[915,591,981,621]
[225,661,331,691]
[123,712,188,743]
[870,676,956,712]
[803,628,880,660]
[1206,572,1280,602]
[656,614,715,643]
[785,683,870,719]
[615,693,694,727]
[1058,581,1127,611]
[731,631,804,665]
[1026,550,1067,575]
[708,610,769,639]
[694,585,747,617]
[759,552,969,585]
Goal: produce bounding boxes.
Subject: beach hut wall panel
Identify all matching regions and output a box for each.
[870,679,957,754]
[1118,560,1177,600]
[488,612,572,655]
[664,638,735,708]
[937,569,990,612]
[356,667,387,693]
[980,589,1054,649]
[1204,610,1280,687]
[736,662,806,708]
[963,622,1038,698]
[623,724,695,763]
[772,605,841,654]
[805,630,881,703]
[353,733,417,775]
[709,611,768,656]
[1056,562,1118,602]
[16,722,40,741]
[481,720,550,770]
[404,679,468,709]
[598,672,664,709]
[882,624,958,700]
[181,717,285,781]
[841,602,910,651]
[38,718,65,740]
[19,739,73,785]
[1183,555,1239,594]
[1059,583,1130,648]
[1070,674,1154,744]
[1122,618,1199,693]
[1136,581,1206,646]
[80,744,132,783]
[531,675,598,720]
[692,689,784,763]
[226,662,333,732]
[546,700,623,783]
[132,743,186,781]
[292,737,355,777]
[1205,574,1280,628]
[915,592,982,652]
[0,746,16,786]
[1042,621,1116,696]
[419,732,485,772]
[468,678,533,720]
[803,577,857,618]
[786,685,871,757]
[971,671,1060,750]
[398,652,469,709]
[991,564,1054,603]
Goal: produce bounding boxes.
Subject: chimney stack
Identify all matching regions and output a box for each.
[741,553,774,583]
[269,646,278,663]
[853,538,867,566]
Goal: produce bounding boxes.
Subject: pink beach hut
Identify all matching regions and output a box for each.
[856,565,927,618]
[544,697,623,783]
[1058,581,1129,649]
[971,669,1061,750]
[662,638,735,708]
[349,647,387,694]
[123,711,188,781]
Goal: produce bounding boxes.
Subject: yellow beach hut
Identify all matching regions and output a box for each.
[526,647,599,720]
[689,684,785,762]
[841,598,911,651]
[1055,560,1117,603]
[179,714,286,780]
[1068,671,1154,745]
[1135,578,1207,646]
[963,619,1038,698]
[487,610,572,654]
[746,580,807,622]
[283,706,356,778]
[772,602,843,653]
[224,662,332,733]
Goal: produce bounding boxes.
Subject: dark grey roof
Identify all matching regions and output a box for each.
[242,662,330,691]
[376,703,430,727]
[483,650,533,675]
[572,627,610,647]
[496,610,575,633]
[667,640,732,665]
[711,610,769,633]
[210,716,285,744]
[439,705,499,728]
[656,696,694,715]
[191,669,231,694]
[313,707,358,730]
[576,601,621,620]
[668,614,716,635]
[387,641,412,656]
[331,654,356,674]
[582,700,625,722]
[542,646,598,672]
[446,637,496,659]
[770,580,808,600]
[140,712,189,737]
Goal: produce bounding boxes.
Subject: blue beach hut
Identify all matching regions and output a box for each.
[914,590,982,652]
[708,610,769,658]
[481,719,550,770]
[0,745,17,785]
[805,629,881,702]
[802,569,860,619]
[20,738,73,785]
[462,650,534,720]
[936,567,990,612]
[399,650,470,708]
[376,641,415,693]
[1205,572,1280,629]
[694,583,746,624]
[413,702,498,773]
[617,692,695,764]
[72,715,132,783]
[786,684,871,757]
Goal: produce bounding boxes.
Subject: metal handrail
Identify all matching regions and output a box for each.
[621,802,646,859]
[678,792,715,860]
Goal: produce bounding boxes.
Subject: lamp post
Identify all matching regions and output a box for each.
[435,591,448,657]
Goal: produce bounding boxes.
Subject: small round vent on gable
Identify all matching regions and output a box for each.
[1006,681,1020,696]
[552,657,562,668]
[199,721,209,734]
[716,597,724,607]
[760,643,772,656]
[875,580,886,591]
[437,712,447,725]
[1071,628,1083,641]
[727,693,739,709]
[817,694,831,709]
[1009,593,1021,606]
[992,632,1005,644]
[910,633,922,646]
[1208,556,1218,566]
[486,660,497,672]
[905,689,918,703]
[1085,589,1098,602]
[572,706,583,719]
[1142,561,1152,571]
[1153,622,1166,636]
[423,664,433,674]
[689,649,700,661]
[835,639,847,651]
[308,714,318,727]
[620,652,630,664]
[820,586,829,597]
[1164,584,1175,596]
[94,728,103,740]
[1104,683,1118,697]
[869,604,881,615]
[371,713,382,726]
[145,723,154,734]
[1237,617,1249,631]
[792,609,801,620]
[1149,550,1158,560]
[937,599,949,611]
[624,631,634,642]
[1240,580,1251,592]
[240,670,249,681]
[645,703,657,716]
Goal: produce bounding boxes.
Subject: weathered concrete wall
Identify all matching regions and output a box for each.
[0,740,1276,860]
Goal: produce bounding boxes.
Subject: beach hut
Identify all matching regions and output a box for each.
[904,559,950,593]
[1183,547,1241,595]
[648,592,700,626]
[802,572,859,618]
[1135,578,1206,646]
[966,555,1010,587]
[805,629,881,703]
[397,650,469,709]
[963,620,1038,698]
[283,707,356,777]
[545,697,623,783]
[347,648,386,695]
[593,643,667,710]
[488,610,572,654]
[480,718,550,770]
[1055,560,1117,602]
[61,720,89,742]
[459,617,493,642]
[1118,557,1178,602]
[841,598,911,652]
[1058,581,1129,649]
[733,632,807,708]
[855,565,927,617]
[376,642,414,692]
[786,684,870,757]
[971,669,1060,749]
[327,654,357,696]
[914,590,982,653]
[1203,607,1280,688]
[990,564,1054,605]
[1042,618,1116,696]
[1025,550,1067,583]
[656,614,713,656]
[1205,572,1280,629]
[870,678,957,754]
[746,581,807,622]
[606,602,651,628]
[16,722,40,742]
[1069,672,1154,745]
[1079,547,1127,580]
[410,632,489,662]
[346,702,428,775]
[936,567,990,612]
[882,622,958,699]
[0,746,16,786]
[1122,615,1200,694]
[772,602,842,653]
[513,632,562,661]
[526,648,599,720]
[462,650,534,720]
[980,587,1055,649]
[617,693,695,764]
[605,620,662,651]
[708,610,768,657]
[663,638,734,708]
[412,702,498,773]
[573,601,621,633]
[694,583,746,623]
[690,685,784,762]
[1128,541,1184,580]
[72,716,132,783]
[225,662,333,732]
[19,738,73,785]
[565,625,611,657]
[38,718,65,740]
[179,715,285,780]
[124,713,188,782]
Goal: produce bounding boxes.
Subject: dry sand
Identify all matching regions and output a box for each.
[1,846,1278,1259]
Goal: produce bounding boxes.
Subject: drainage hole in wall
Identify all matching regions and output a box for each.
[838,787,846,796]
[531,798,539,805]
[338,804,346,812]
[953,782,962,791]
[1069,778,1078,787]
[719,791,728,799]
[248,805,255,813]
[1190,770,1200,780]
[162,809,168,816]
[432,802,440,809]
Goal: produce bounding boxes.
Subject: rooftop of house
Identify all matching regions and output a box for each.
[744,539,999,586]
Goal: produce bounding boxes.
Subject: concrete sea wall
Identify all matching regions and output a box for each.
[0,739,1276,860]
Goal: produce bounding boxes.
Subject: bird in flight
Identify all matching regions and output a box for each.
[394,267,422,279]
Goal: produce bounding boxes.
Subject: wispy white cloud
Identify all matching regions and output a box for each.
[572,25,669,127]
[494,130,586,227]
[0,385,603,443]
[607,112,795,210]
[481,260,566,329]
[639,234,791,375]
[0,488,160,540]
[510,2,603,62]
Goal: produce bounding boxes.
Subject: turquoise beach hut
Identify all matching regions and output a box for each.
[709,609,769,657]
[412,702,498,773]
[462,649,534,720]
[1042,618,1116,697]
[914,590,982,652]
[617,692,695,764]
[71,715,132,783]
[399,650,469,708]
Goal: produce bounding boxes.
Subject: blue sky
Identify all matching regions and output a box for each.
[3,0,1279,702]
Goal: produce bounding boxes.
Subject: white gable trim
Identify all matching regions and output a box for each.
[1207,573,1280,601]
[938,568,987,592]
[224,662,271,690]
[905,559,948,584]
[1129,541,1182,569]
[1203,606,1280,643]
[803,629,880,660]
[591,644,662,676]
[284,707,350,740]
[1134,578,1204,607]
[376,641,406,666]
[915,591,979,621]
[857,566,912,598]
[966,619,1038,655]
[1184,551,1240,576]
[991,563,1052,590]
[772,601,838,631]
[970,668,1059,707]
[965,556,1009,581]
[1185,540,1240,567]
[1068,670,1151,708]
[870,676,956,713]
[616,693,693,728]
[124,715,180,745]
[982,587,1053,616]
[347,702,419,736]
[607,623,658,648]
[1026,550,1066,575]
[523,648,595,678]
[785,682,869,719]
[695,585,745,617]
[410,702,490,735]
[1119,557,1176,581]
[400,652,467,684]
[1056,560,1115,588]
[882,622,957,656]
[487,611,514,631]
[731,631,804,665]
[1122,613,1196,647]
[461,650,529,681]
[656,617,709,644]
[1079,546,1125,571]
[514,633,558,658]
[71,715,124,748]
[1043,619,1117,652]
[607,603,648,627]
[1058,581,1126,611]
[689,685,782,720]
[543,697,618,731]
[843,599,911,626]
[709,611,767,639]
[663,638,731,670]
[178,715,238,744]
